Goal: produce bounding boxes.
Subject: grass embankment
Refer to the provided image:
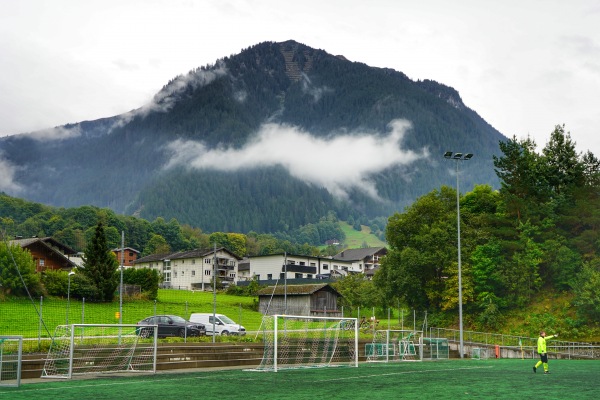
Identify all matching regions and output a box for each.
[497,291,600,342]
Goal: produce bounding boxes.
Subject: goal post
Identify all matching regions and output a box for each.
[250,315,358,372]
[42,324,158,379]
[0,336,22,387]
[366,330,423,362]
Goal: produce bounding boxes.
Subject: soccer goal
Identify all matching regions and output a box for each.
[366,330,423,362]
[250,315,358,372]
[472,347,489,360]
[42,324,157,379]
[0,336,22,387]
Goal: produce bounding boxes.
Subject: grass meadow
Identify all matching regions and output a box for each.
[0,290,263,341]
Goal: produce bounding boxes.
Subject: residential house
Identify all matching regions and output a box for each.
[333,247,387,279]
[257,283,342,317]
[112,247,141,267]
[9,237,78,273]
[238,253,354,284]
[133,247,242,290]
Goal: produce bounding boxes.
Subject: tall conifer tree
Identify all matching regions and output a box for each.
[82,221,118,301]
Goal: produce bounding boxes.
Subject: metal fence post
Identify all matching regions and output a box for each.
[38,296,43,351]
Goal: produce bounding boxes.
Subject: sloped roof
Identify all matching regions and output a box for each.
[134,247,242,265]
[334,247,387,261]
[10,237,78,255]
[257,283,340,297]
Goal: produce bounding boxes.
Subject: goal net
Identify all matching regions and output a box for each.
[423,337,449,360]
[0,336,22,387]
[42,324,157,379]
[366,330,423,362]
[250,315,358,372]
[472,347,489,360]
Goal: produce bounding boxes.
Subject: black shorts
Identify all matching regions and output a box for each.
[539,353,548,363]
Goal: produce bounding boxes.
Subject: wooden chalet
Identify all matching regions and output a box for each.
[9,237,78,273]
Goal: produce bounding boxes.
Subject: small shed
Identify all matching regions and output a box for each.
[257,283,342,317]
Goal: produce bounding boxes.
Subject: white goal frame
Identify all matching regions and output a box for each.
[250,315,359,372]
[0,336,22,387]
[366,330,424,362]
[42,324,158,379]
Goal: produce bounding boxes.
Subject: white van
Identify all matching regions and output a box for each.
[189,313,246,336]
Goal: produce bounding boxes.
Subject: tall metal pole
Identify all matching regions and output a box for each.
[444,151,473,359]
[284,252,287,314]
[120,231,124,326]
[455,159,464,359]
[212,243,217,343]
[66,271,74,325]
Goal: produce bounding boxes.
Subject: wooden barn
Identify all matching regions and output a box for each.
[257,283,342,317]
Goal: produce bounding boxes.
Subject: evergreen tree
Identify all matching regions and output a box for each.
[82,222,118,301]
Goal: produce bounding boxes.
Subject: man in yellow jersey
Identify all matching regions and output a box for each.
[533,330,558,374]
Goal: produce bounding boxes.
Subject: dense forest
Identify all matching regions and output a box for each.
[0,193,349,258]
[0,40,504,234]
[374,125,600,337]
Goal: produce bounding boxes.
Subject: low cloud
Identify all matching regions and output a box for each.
[165,119,428,200]
[23,125,82,141]
[0,154,22,193]
[112,62,229,129]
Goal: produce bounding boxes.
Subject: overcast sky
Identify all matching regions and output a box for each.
[1,0,599,154]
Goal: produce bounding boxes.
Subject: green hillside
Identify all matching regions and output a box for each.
[338,221,387,248]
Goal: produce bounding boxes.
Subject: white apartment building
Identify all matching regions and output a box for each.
[133,247,242,290]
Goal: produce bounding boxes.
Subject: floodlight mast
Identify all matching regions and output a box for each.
[443,151,473,359]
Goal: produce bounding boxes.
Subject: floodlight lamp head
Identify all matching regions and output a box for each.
[68,271,75,276]
[443,151,453,159]
[464,153,473,160]
[453,153,463,159]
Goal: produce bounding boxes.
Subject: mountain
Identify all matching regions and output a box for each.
[0,40,506,233]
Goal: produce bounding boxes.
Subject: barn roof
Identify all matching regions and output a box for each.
[257,283,340,296]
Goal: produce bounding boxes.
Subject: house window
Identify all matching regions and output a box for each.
[192,270,195,277]
[173,271,177,278]
[280,272,285,279]
[323,264,329,270]
[181,271,184,276]
[289,260,295,265]
[295,273,302,278]
[307,274,313,279]
[39,258,45,266]
[182,260,185,264]
[164,271,171,282]
[267,274,272,280]
[310,262,316,267]
[299,262,305,266]
[205,270,211,276]
[192,259,196,265]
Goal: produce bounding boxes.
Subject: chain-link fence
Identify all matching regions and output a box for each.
[0,297,204,343]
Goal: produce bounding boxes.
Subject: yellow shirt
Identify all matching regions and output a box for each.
[537,335,556,354]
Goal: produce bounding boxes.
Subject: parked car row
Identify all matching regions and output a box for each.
[136,313,245,338]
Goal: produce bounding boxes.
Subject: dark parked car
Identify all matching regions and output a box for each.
[136,315,206,338]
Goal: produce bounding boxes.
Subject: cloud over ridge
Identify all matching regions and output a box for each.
[165,119,428,199]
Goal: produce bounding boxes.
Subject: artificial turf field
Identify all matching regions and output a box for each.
[1,359,599,399]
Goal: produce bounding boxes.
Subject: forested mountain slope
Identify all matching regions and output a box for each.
[0,40,505,233]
